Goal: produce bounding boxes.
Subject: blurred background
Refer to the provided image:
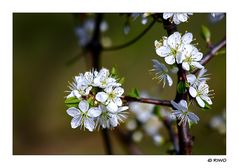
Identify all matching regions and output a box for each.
[13,13,226,154]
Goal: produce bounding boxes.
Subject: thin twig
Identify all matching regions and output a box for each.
[103,20,156,51]
[122,96,172,107]
[192,37,226,74]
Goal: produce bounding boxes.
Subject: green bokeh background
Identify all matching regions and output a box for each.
[13,13,226,154]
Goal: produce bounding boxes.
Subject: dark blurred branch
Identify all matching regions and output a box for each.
[163,117,180,154]
[122,96,172,107]
[103,20,156,51]
[161,14,193,155]
[87,14,112,155]
[115,128,143,154]
[192,37,226,74]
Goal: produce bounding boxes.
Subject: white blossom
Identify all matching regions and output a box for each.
[155,32,193,65]
[163,13,193,25]
[66,100,101,131]
[181,45,204,71]
[65,68,128,131]
[189,81,213,108]
[171,100,199,125]
[186,68,209,88]
[151,59,173,87]
[96,86,124,112]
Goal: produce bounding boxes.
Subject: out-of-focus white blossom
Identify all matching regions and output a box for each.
[163,13,193,25]
[128,92,165,145]
[209,13,225,23]
[75,19,109,47]
[65,68,128,131]
[209,110,226,134]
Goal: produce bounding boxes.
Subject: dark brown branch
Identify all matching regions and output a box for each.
[103,20,156,51]
[161,14,192,155]
[114,128,143,154]
[88,14,113,155]
[122,96,172,107]
[192,37,226,74]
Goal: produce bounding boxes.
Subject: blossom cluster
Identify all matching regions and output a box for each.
[65,68,128,131]
[152,31,214,125]
[163,13,193,25]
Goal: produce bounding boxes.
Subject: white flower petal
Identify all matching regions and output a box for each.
[171,100,183,111]
[67,107,80,117]
[179,100,188,111]
[95,92,108,103]
[167,32,181,49]
[177,13,188,22]
[156,46,170,57]
[182,62,190,71]
[198,68,207,78]
[106,101,118,112]
[109,115,118,127]
[201,95,212,105]
[117,106,129,112]
[78,100,89,113]
[188,112,199,123]
[166,75,173,86]
[176,53,185,64]
[192,52,203,61]
[165,55,175,65]
[163,13,173,19]
[186,74,196,84]
[196,96,205,107]
[88,107,102,117]
[73,90,81,98]
[182,32,193,44]
[84,118,95,132]
[189,87,197,97]
[113,87,124,97]
[71,117,81,129]
[114,97,123,106]
[191,62,204,69]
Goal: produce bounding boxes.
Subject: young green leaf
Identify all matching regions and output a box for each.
[128,88,140,99]
[177,81,186,94]
[201,25,211,43]
[65,97,80,108]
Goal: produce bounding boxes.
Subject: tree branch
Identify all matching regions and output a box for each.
[114,128,143,154]
[122,96,172,107]
[103,20,156,51]
[88,14,113,155]
[192,37,226,74]
[161,14,192,155]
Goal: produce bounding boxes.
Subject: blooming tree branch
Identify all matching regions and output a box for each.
[160,14,193,155]
[192,37,226,74]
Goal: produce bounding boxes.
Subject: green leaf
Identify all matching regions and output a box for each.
[118,77,125,84]
[111,67,117,77]
[128,88,140,98]
[65,97,80,108]
[215,49,226,55]
[153,106,161,118]
[201,25,211,43]
[202,101,212,110]
[177,81,186,94]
